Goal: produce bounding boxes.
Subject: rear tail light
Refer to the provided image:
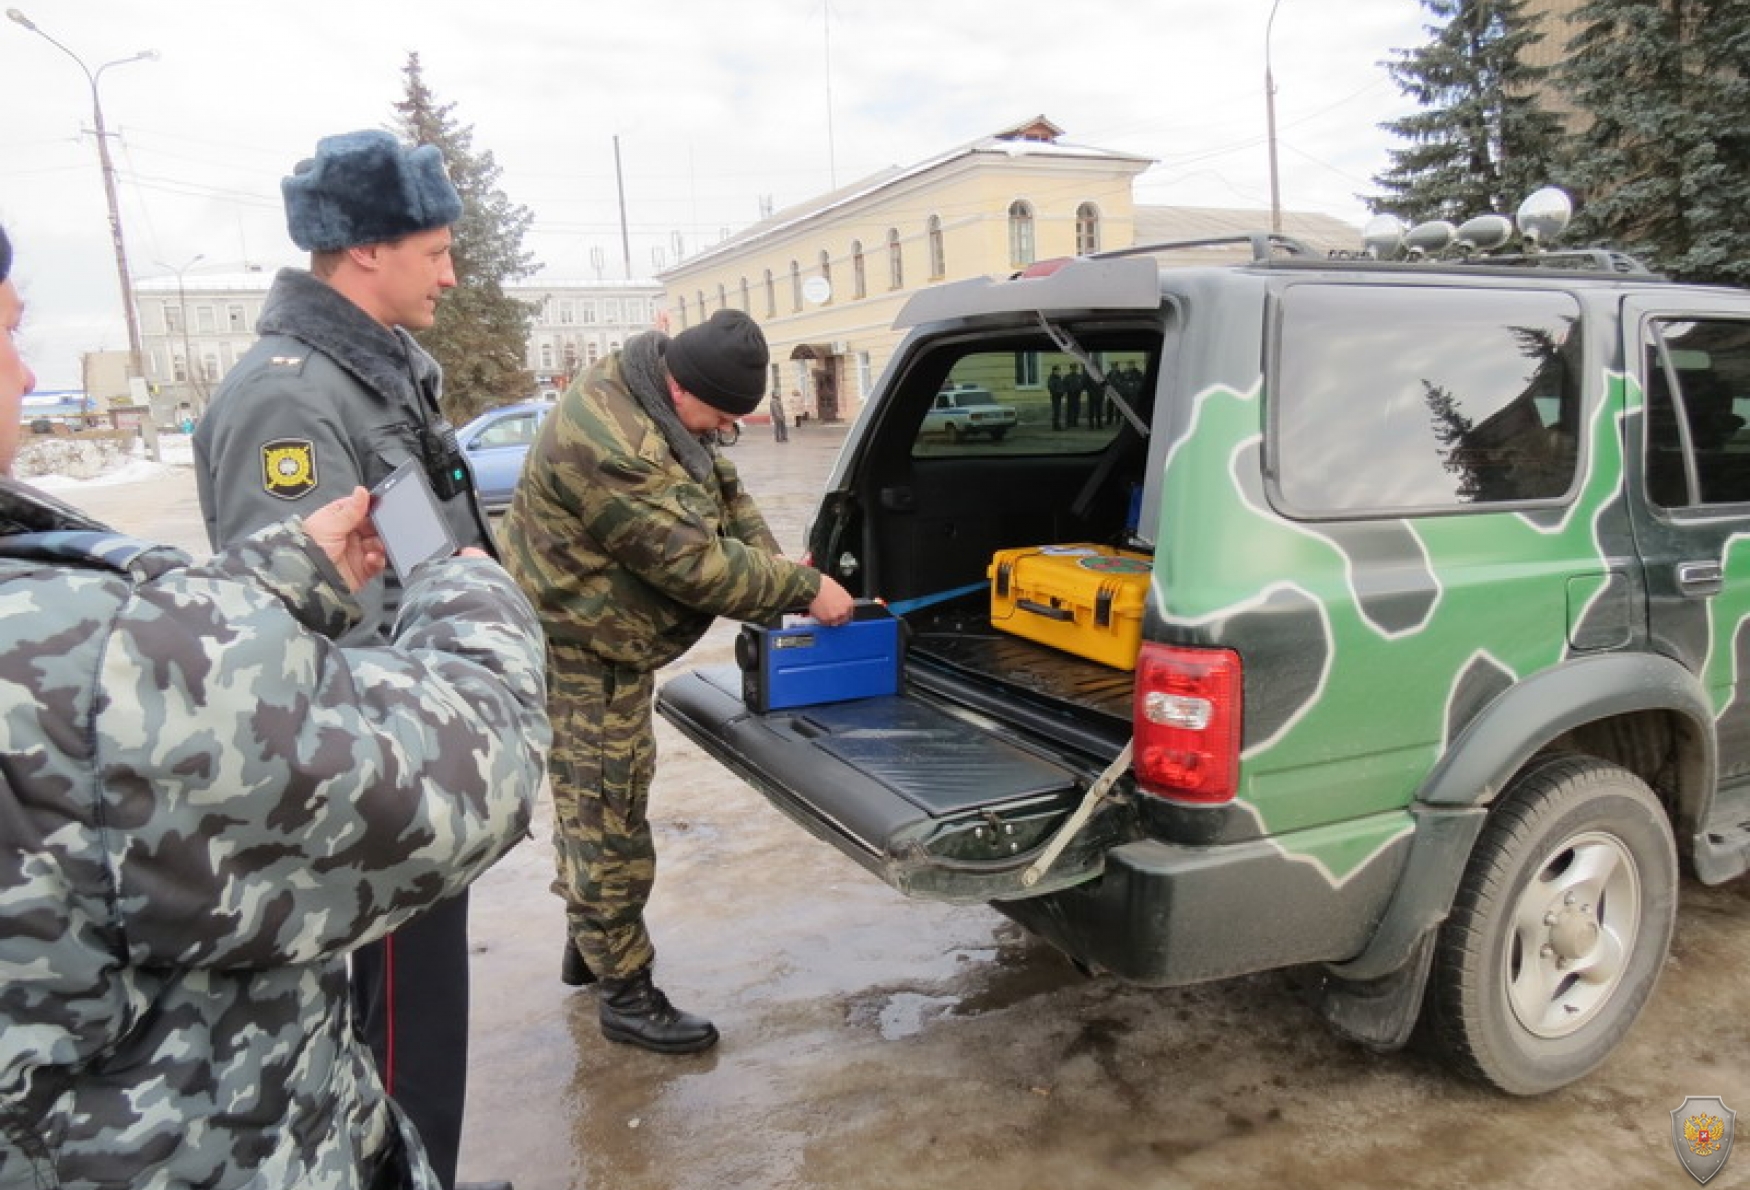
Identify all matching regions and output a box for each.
[1133,643,1241,804]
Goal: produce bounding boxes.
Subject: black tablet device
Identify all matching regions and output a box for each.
[369,460,458,580]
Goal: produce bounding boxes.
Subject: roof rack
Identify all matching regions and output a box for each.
[1460,248,1655,275]
[1319,246,1659,276]
[1093,232,1319,264]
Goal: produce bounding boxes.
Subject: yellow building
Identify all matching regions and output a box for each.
[660,116,1363,424]
[658,117,1151,424]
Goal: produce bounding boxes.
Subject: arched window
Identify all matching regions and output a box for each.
[1008,200,1036,267]
[927,215,945,279]
[818,249,832,303]
[1076,202,1102,255]
[851,241,866,299]
[887,229,903,290]
[739,276,751,311]
[717,282,727,311]
[697,289,707,316]
[764,269,776,318]
[790,260,803,312]
[676,296,688,329]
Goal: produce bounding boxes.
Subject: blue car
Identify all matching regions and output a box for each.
[458,399,554,511]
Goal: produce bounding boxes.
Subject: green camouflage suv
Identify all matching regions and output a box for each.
[657,192,1750,1095]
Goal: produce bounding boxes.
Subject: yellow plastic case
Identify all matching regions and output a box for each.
[988,544,1152,671]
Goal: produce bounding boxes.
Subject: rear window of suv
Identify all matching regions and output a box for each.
[1273,285,1583,516]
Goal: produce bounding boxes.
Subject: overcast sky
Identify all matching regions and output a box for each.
[3,0,1436,390]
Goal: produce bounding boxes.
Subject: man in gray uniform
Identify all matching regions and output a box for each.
[193,130,503,1190]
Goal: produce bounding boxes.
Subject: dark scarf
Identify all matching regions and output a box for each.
[620,331,716,484]
[256,269,441,409]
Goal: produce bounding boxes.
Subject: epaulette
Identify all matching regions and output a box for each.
[0,530,183,581]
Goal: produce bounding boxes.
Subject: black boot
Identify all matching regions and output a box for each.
[561,938,596,987]
[598,968,719,1054]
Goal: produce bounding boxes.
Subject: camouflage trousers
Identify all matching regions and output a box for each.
[545,642,658,980]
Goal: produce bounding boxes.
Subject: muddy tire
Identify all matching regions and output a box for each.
[1422,754,1676,1095]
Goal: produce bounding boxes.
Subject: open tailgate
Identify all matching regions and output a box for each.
[656,666,1119,902]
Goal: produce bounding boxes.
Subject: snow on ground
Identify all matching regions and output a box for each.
[28,433,194,491]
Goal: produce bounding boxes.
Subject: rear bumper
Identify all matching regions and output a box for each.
[996,827,1411,985]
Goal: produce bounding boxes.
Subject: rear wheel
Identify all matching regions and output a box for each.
[1422,754,1676,1095]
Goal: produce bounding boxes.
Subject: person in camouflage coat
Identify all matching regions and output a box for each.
[499,308,853,1054]
[0,225,552,1190]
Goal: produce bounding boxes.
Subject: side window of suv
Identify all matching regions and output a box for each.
[1643,319,1750,508]
[1274,285,1582,516]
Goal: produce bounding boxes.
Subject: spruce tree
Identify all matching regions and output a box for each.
[1370,0,1567,224]
[393,53,540,423]
[1561,0,1750,285]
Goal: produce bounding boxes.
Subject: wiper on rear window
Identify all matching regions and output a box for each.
[1037,315,1149,437]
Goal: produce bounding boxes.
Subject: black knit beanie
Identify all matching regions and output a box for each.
[666,309,769,416]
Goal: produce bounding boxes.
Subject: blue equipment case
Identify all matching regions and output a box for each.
[736,601,903,712]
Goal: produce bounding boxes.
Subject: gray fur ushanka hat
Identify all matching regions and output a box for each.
[282,129,462,252]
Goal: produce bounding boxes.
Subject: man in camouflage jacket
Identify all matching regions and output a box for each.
[0,477,551,1189]
[499,309,852,1054]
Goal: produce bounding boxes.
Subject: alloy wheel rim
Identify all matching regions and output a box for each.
[1502,829,1641,1039]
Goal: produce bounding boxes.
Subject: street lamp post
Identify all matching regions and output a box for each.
[1265,0,1284,236]
[8,8,158,380]
[154,254,205,418]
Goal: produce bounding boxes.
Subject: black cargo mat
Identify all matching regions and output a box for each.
[789,697,1075,815]
[690,666,1076,817]
[902,602,1135,721]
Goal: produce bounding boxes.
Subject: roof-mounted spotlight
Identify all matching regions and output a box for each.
[1361,214,1407,260]
[1404,220,1457,260]
[1516,187,1573,251]
[1455,214,1514,255]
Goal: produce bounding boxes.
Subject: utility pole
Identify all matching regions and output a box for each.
[613,135,633,281]
[155,254,205,416]
[8,8,158,378]
[1265,0,1284,236]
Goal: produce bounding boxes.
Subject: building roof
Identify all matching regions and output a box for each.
[1131,205,1362,259]
[662,118,1156,277]
[134,272,660,297]
[134,270,277,295]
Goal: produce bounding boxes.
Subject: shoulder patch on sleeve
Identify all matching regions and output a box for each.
[261,438,318,499]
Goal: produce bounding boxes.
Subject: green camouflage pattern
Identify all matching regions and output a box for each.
[545,644,657,979]
[498,348,821,980]
[498,349,820,673]
[1154,369,1631,882]
[0,478,551,1190]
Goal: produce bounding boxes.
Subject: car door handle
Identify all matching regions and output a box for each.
[1677,560,1724,597]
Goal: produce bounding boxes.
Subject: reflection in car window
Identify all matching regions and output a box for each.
[909,347,1154,459]
[1643,319,1750,508]
[476,414,537,450]
[1275,285,1582,515]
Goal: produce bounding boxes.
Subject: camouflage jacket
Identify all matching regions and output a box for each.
[0,478,551,1190]
[498,349,820,670]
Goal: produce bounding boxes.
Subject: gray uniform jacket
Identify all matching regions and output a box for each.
[194,268,494,645]
[0,478,552,1189]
